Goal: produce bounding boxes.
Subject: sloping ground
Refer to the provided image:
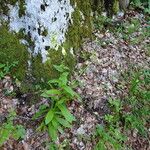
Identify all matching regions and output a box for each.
[66,10,150,150]
[0,10,150,149]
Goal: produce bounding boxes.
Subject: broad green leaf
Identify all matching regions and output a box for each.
[45,109,54,125]
[32,108,47,120]
[0,64,5,68]
[0,129,11,146]
[52,118,63,134]
[48,123,58,141]
[49,143,56,150]
[56,97,66,105]
[4,67,10,73]
[41,93,50,98]
[32,105,48,120]
[58,104,75,123]
[0,71,4,78]
[59,72,69,86]
[0,123,14,146]
[13,125,25,140]
[63,85,75,97]
[45,89,61,95]
[51,118,59,128]
[53,64,64,72]
[55,117,72,128]
[41,89,61,98]
[53,64,69,72]
[96,125,105,135]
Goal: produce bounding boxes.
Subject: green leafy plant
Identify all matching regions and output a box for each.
[93,14,112,31]
[123,69,150,136]
[95,69,150,149]
[0,111,25,146]
[95,98,127,150]
[0,61,18,79]
[33,64,79,142]
[131,0,150,14]
[95,125,126,150]
[46,139,70,150]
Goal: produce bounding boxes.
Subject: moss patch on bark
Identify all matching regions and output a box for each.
[0,0,25,16]
[0,25,28,80]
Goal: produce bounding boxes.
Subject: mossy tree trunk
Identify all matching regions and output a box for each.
[91,0,119,17]
[0,0,117,92]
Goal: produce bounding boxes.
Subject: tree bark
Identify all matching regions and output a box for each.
[0,0,116,91]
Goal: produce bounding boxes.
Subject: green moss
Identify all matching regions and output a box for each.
[32,47,75,84]
[91,0,120,17]
[91,0,104,15]
[0,0,124,100]
[113,0,119,15]
[0,0,25,17]
[31,0,92,84]
[0,0,93,93]
[0,0,17,15]
[17,29,35,47]
[18,0,26,17]
[0,26,28,80]
[67,0,92,50]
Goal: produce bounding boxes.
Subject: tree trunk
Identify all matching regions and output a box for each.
[0,0,116,91]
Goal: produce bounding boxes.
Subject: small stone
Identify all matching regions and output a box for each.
[76,125,86,135]
[79,142,85,149]
[4,76,11,80]
[4,105,7,109]
[10,85,14,92]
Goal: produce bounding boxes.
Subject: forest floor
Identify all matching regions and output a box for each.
[0,10,150,150]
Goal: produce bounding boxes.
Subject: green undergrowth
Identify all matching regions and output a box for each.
[0,61,18,80]
[0,25,76,95]
[33,64,80,149]
[113,17,149,44]
[131,0,150,14]
[32,49,76,84]
[95,69,150,150]
[0,64,79,148]
[0,111,25,147]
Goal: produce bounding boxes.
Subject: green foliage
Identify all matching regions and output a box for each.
[95,125,126,150]
[47,139,71,150]
[112,17,149,46]
[0,61,18,79]
[95,69,150,149]
[33,64,79,142]
[95,98,127,150]
[93,14,112,31]
[32,46,76,86]
[0,111,26,146]
[123,69,150,136]
[131,0,150,13]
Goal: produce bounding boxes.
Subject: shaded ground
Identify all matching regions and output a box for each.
[0,10,150,149]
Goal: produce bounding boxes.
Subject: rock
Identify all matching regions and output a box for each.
[76,125,86,135]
